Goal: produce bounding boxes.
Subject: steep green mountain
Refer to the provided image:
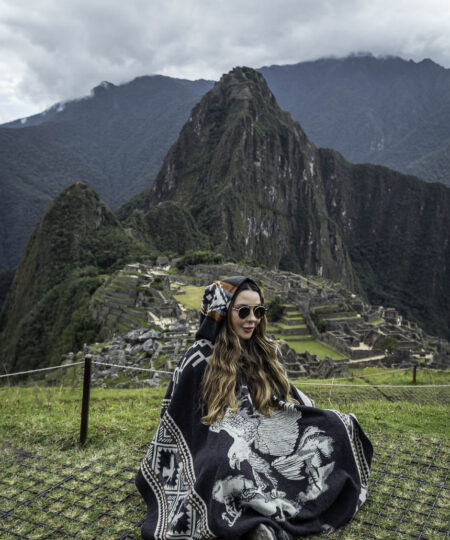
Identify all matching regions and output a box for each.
[259,54,450,186]
[123,67,450,339]
[0,182,152,373]
[0,268,15,312]
[125,67,360,289]
[125,201,210,254]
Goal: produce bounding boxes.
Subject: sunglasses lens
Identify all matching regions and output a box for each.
[254,306,266,319]
[236,306,266,319]
[238,306,251,319]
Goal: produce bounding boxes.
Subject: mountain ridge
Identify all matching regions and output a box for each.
[136,67,358,289]
[2,53,450,270]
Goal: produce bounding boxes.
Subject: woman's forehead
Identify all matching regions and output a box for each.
[233,289,261,305]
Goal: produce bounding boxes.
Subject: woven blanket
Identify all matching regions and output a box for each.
[136,339,373,539]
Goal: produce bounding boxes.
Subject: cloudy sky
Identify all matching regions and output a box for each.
[1,0,449,123]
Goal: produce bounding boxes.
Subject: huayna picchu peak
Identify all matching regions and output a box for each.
[127,66,357,290]
[123,66,450,339]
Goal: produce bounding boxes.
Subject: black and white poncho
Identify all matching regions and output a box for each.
[136,277,373,539]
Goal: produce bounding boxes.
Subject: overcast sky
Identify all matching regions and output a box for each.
[1,0,449,123]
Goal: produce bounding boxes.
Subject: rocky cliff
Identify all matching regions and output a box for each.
[319,150,450,337]
[131,67,357,289]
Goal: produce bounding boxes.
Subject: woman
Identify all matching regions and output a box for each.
[136,276,372,539]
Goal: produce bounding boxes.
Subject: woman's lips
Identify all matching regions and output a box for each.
[243,326,255,332]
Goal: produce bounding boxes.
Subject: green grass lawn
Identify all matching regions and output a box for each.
[310,304,340,312]
[301,366,450,386]
[173,284,204,310]
[2,368,448,449]
[285,339,346,359]
[0,375,449,539]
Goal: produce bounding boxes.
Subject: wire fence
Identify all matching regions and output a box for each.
[0,425,448,539]
[1,361,449,539]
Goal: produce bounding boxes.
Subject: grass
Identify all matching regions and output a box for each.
[0,385,166,450]
[273,321,308,329]
[285,339,347,359]
[321,315,360,321]
[173,284,204,310]
[1,369,449,539]
[293,366,450,386]
[310,304,340,312]
[1,368,449,449]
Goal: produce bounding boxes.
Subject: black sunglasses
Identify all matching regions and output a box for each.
[231,305,267,319]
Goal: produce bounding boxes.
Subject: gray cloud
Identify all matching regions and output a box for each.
[0,0,449,122]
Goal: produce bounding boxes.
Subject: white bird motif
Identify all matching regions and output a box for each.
[272,426,335,502]
[210,407,300,491]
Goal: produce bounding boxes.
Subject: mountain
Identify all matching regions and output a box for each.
[127,67,358,290]
[259,54,450,186]
[319,150,450,337]
[122,67,450,339]
[4,76,214,208]
[0,126,108,269]
[0,76,213,268]
[3,54,450,272]
[0,182,152,373]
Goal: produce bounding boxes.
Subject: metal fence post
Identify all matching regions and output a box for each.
[412,365,417,384]
[80,353,92,445]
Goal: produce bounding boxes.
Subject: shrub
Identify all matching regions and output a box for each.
[310,311,328,333]
[176,250,223,269]
[267,297,284,322]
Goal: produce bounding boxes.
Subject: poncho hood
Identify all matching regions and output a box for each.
[195,276,263,344]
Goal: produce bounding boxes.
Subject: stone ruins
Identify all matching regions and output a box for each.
[61,261,449,388]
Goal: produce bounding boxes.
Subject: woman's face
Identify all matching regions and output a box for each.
[230,289,262,341]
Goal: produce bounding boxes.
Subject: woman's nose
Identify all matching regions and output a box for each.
[247,309,257,321]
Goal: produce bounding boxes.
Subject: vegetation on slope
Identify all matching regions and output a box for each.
[0,182,154,373]
[319,149,450,338]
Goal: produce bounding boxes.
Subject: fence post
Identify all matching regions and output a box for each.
[412,365,417,384]
[80,352,92,445]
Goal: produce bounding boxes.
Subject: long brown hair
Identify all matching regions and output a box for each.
[200,282,294,425]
